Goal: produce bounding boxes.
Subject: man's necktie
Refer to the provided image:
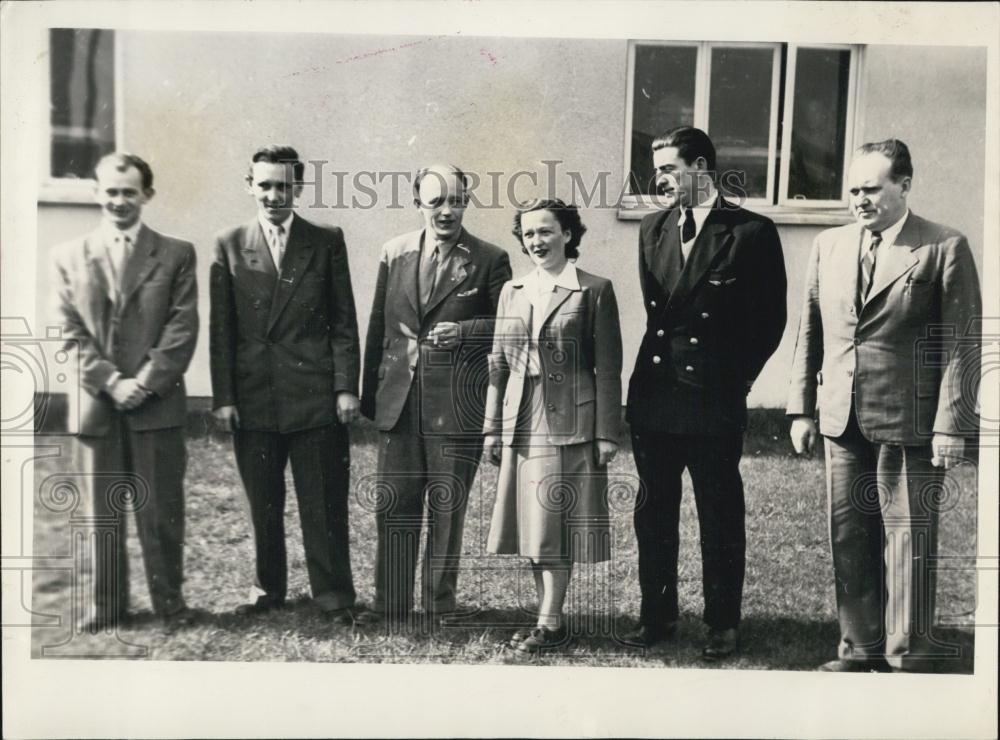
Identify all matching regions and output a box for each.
[270,224,286,271]
[419,243,440,314]
[681,206,696,244]
[107,234,130,302]
[859,230,881,303]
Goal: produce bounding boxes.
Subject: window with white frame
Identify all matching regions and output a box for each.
[41,28,117,201]
[623,41,859,214]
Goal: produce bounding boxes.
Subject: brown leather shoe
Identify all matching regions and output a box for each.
[702,628,739,661]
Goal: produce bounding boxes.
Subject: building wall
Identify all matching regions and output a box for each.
[36,33,988,408]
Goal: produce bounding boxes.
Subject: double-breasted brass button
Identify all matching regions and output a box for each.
[650,300,657,308]
[652,355,662,364]
[690,337,699,345]
[701,312,710,319]
[685,365,694,372]
[656,329,665,337]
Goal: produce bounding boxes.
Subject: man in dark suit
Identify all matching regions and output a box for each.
[625,127,787,659]
[787,139,981,672]
[210,145,367,622]
[52,152,199,630]
[361,163,511,624]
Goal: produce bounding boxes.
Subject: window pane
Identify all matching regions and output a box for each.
[708,46,775,200]
[50,29,116,180]
[788,48,851,201]
[629,45,697,195]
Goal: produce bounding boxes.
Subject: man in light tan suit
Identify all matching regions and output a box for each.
[52,153,199,631]
[787,139,981,672]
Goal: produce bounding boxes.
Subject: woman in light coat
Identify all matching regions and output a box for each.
[483,198,623,653]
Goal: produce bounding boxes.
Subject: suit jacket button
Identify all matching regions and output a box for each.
[853,338,861,346]
[847,369,854,377]
[690,337,699,345]
[701,312,710,319]
[546,403,556,411]
[685,365,694,372]
[652,355,662,364]
[656,329,665,337]
[649,300,657,308]
[546,342,554,349]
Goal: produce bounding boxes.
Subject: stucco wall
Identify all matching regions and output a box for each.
[35,33,988,408]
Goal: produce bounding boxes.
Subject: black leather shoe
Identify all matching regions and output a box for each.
[163,606,200,627]
[702,628,739,661]
[818,658,891,673]
[325,605,379,626]
[621,622,677,648]
[516,625,569,653]
[234,597,285,616]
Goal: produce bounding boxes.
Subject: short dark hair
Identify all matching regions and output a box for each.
[855,138,913,181]
[412,164,470,203]
[94,152,154,190]
[248,145,305,181]
[511,198,587,260]
[651,126,717,173]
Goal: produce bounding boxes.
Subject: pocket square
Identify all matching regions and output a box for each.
[456,288,479,298]
[709,277,737,286]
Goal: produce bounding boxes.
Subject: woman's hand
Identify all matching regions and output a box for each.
[594,439,619,467]
[484,434,503,466]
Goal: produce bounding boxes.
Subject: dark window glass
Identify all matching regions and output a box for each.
[49,29,115,179]
[629,45,697,195]
[709,47,774,200]
[787,48,851,201]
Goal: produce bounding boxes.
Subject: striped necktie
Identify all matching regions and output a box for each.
[859,230,881,303]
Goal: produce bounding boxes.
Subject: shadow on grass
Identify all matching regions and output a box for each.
[34,599,973,673]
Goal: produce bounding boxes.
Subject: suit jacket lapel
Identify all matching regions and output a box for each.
[398,230,422,321]
[118,225,159,309]
[267,215,316,332]
[82,232,114,346]
[538,285,574,329]
[666,198,733,311]
[423,235,473,318]
[863,215,920,307]
[651,208,684,295]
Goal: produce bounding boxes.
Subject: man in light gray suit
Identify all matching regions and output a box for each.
[52,153,199,631]
[361,164,511,624]
[787,139,981,672]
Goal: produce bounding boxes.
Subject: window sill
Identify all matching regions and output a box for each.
[616,203,855,226]
[38,179,99,205]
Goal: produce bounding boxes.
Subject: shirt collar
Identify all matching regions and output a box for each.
[101,219,142,245]
[681,185,718,233]
[519,260,580,294]
[258,211,294,238]
[423,229,462,261]
[865,208,909,248]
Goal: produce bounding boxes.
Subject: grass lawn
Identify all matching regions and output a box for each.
[28,424,978,670]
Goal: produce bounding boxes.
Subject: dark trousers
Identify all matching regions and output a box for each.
[631,428,746,631]
[374,387,483,620]
[233,423,356,610]
[82,417,187,619]
[825,408,942,669]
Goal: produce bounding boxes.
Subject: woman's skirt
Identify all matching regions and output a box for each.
[486,376,611,563]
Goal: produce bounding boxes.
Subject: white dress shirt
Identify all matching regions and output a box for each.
[862,208,910,288]
[518,261,580,377]
[679,185,718,262]
[258,211,294,272]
